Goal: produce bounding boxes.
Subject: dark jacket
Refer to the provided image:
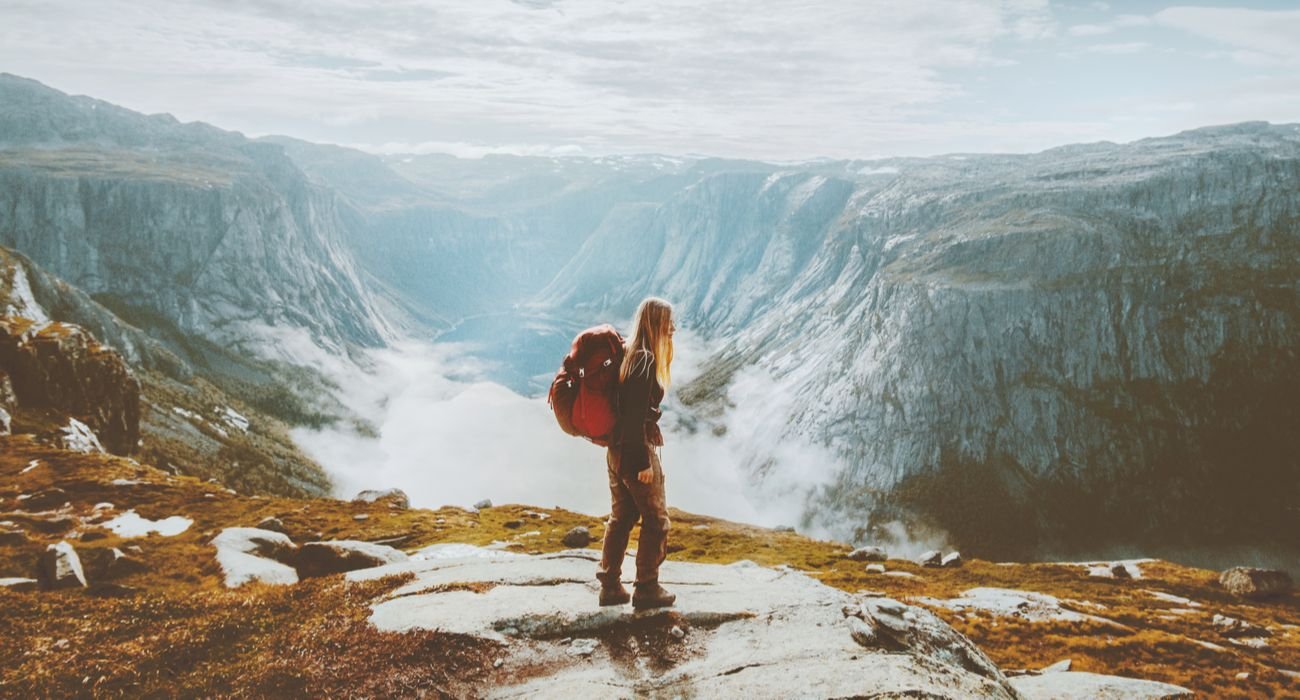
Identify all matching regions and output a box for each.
[614,348,664,475]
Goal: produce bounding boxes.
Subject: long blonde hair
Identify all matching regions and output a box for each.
[620,297,674,391]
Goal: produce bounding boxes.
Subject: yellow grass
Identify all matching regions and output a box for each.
[1,434,1296,697]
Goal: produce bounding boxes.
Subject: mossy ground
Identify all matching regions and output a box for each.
[1,435,1296,698]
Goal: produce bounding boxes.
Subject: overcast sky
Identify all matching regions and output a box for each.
[3,0,1299,160]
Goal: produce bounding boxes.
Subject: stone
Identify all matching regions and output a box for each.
[772,525,795,533]
[353,514,369,521]
[353,489,410,510]
[917,550,943,567]
[670,625,685,639]
[941,552,964,568]
[847,546,887,562]
[845,615,878,647]
[1009,671,1193,699]
[79,530,108,542]
[865,564,886,575]
[503,520,523,529]
[1211,614,1269,638]
[0,406,10,436]
[295,540,409,578]
[210,527,299,588]
[256,516,289,534]
[474,499,492,510]
[1110,563,1132,580]
[562,526,592,548]
[0,528,28,546]
[1218,567,1293,600]
[0,577,38,592]
[40,540,87,589]
[346,549,1021,697]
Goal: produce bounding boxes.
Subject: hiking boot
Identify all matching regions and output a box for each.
[599,582,631,606]
[632,582,676,610]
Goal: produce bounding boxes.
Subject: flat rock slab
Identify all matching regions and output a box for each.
[348,549,1019,698]
[1011,670,1193,699]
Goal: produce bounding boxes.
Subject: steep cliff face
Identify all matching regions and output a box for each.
[540,124,1300,555]
[0,74,392,353]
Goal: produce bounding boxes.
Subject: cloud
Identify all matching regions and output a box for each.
[290,328,842,534]
[0,0,1061,160]
[1154,6,1300,66]
[1084,42,1150,54]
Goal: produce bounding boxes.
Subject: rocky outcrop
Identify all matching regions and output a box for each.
[295,540,408,578]
[348,548,1023,697]
[40,540,88,589]
[1219,567,1293,599]
[353,488,409,510]
[210,527,299,588]
[0,316,140,454]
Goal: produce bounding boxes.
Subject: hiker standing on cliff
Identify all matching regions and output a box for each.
[596,296,677,610]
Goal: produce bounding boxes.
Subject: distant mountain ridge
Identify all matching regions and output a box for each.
[1,74,1295,558]
[0,73,394,353]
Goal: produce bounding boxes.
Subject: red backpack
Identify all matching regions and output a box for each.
[548,324,624,446]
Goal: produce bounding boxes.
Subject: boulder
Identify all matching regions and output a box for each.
[1218,567,1293,600]
[474,499,492,510]
[941,552,964,568]
[40,540,87,589]
[504,520,524,529]
[1212,613,1270,638]
[210,527,299,588]
[1110,563,1133,580]
[772,525,795,533]
[848,546,887,562]
[917,550,943,567]
[865,564,886,575]
[353,489,410,509]
[0,406,10,436]
[295,540,409,578]
[562,526,592,548]
[255,516,289,535]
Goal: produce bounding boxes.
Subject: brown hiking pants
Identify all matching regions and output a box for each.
[597,444,670,587]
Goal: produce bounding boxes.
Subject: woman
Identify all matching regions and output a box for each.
[596,296,676,610]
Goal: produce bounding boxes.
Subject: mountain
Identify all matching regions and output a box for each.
[0,73,394,354]
[537,124,1300,557]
